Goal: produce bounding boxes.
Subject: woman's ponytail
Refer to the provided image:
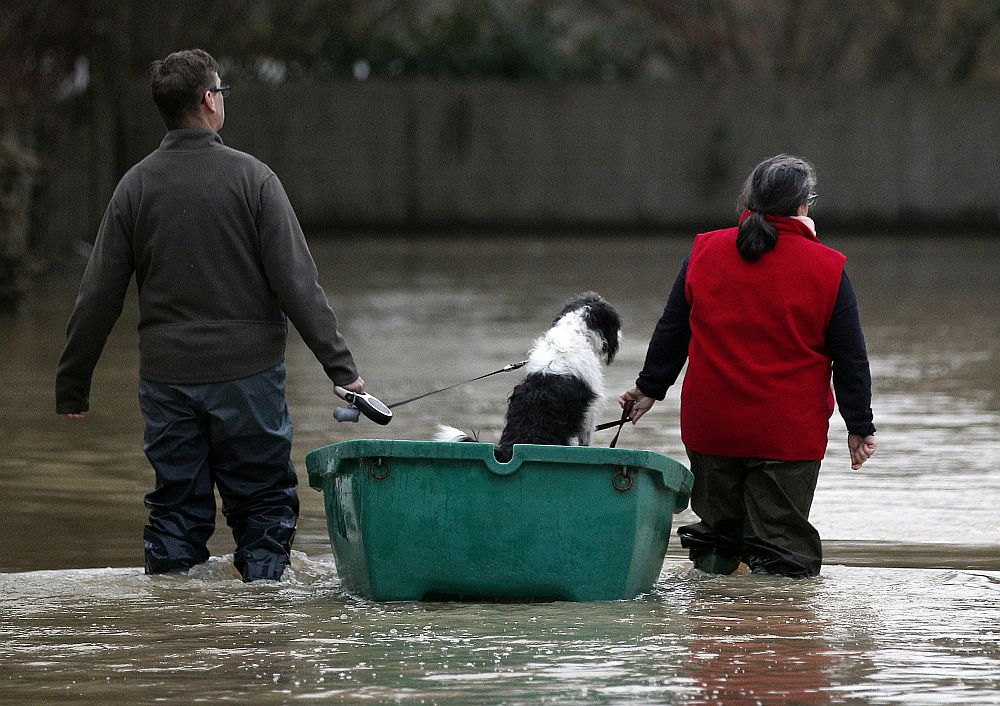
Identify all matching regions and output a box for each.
[735,154,816,263]
[737,211,777,262]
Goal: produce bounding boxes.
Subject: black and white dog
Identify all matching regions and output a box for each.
[436,292,622,462]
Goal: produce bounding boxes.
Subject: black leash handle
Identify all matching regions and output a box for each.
[387,360,528,409]
[608,399,634,449]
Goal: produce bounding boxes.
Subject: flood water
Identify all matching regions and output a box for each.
[1,232,998,704]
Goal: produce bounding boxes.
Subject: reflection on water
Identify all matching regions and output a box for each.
[1,233,998,703]
[1,557,998,704]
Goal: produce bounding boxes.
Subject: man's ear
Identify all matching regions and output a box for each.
[203,90,219,113]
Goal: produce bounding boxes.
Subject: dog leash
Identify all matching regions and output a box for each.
[595,403,634,433]
[607,400,634,449]
[386,360,528,409]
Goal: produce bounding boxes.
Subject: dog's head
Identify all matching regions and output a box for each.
[553,291,622,364]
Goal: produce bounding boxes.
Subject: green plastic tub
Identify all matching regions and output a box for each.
[305,440,693,602]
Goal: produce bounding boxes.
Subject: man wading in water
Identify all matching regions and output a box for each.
[55,48,366,582]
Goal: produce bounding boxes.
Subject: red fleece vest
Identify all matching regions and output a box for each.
[681,214,846,460]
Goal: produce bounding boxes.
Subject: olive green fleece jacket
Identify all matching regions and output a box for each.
[56,129,358,414]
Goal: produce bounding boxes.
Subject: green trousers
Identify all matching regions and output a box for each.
[677,451,823,578]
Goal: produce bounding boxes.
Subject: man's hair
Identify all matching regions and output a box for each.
[150,49,218,130]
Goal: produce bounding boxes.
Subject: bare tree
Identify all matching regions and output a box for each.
[0,1,97,306]
[626,0,1000,84]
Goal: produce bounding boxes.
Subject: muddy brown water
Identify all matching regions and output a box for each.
[1,233,997,704]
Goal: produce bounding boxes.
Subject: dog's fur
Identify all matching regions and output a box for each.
[435,292,621,462]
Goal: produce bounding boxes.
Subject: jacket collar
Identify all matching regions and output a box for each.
[738,210,821,242]
[159,128,225,150]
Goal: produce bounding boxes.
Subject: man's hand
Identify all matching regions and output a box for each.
[618,386,657,425]
[848,433,877,470]
[334,376,366,398]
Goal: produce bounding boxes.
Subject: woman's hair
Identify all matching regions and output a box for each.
[736,154,816,262]
[150,49,218,130]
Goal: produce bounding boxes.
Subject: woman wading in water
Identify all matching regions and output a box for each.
[620,154,876,578]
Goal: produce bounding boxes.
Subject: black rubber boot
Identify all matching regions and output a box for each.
[143,525,209,574]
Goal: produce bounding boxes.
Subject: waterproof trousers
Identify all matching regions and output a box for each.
[138,363,298,582]
[677,451,822,578]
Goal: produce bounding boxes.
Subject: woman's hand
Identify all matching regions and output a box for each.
[848,433,877,469]
[618,387,656,425]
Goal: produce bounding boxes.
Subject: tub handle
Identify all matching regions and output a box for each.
[612,466,633,492]
[363,457,391,481]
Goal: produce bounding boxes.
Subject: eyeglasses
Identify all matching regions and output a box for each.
[207,84,231,96]
[806,193,818,206]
